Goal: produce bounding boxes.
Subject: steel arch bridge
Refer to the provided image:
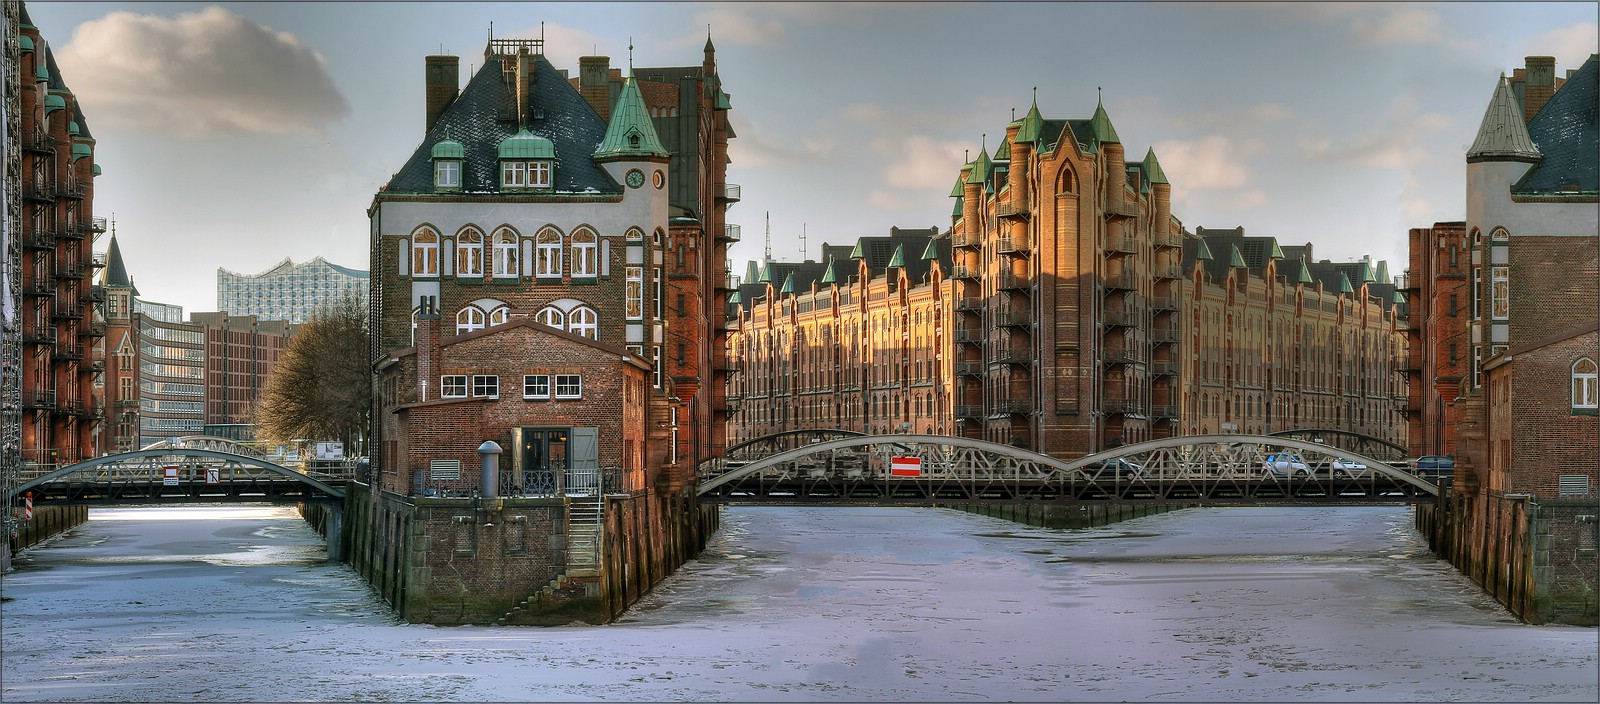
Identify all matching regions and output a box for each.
[139,435,268,458]
[697,433,1437,505]
[1266,429,1408,462]
[10,448,350,505]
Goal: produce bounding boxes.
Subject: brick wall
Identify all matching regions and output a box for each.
[1508,236,1599,344]
[1506,332,1600,499]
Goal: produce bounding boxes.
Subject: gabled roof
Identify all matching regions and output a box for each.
[101,234,135,291]
[1514,54,1598,195]
[385,54,619,196]
[1467,74,1541,163]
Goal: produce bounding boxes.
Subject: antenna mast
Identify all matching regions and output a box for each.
[799,224,807,259]
[764,212,773,263]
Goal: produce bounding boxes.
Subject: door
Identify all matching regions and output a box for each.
[512,427,567,496]
[567,427,598,496]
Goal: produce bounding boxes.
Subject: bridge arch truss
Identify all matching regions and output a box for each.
[11,448,348,505]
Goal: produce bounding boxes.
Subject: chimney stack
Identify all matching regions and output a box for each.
[1523,56,1556,122]
[424,55,460,132]
[515,47,533,128]
[579,56,612,121]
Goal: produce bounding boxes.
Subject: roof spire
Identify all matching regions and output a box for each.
[628,37,634,71]
[1467,73,1540,163]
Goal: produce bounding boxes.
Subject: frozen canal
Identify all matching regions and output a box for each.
[1,503,1595,702]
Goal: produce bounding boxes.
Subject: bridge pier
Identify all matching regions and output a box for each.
[324,503,344,563]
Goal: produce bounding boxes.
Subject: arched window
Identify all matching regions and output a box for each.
[412,228,439,277]
[537,229,563,278]
[569,306,598,339]
[492,230,518,278]
[1574,358,1598,411]
[456,228,483,277]
[535,307,565,330]
[572,229,598,277]
[488,305,510,327]
[456,306,485,333]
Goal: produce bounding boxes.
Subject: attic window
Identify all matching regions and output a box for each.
[629,132,641,149]
[502,159,551,189]
[435,160,461,189]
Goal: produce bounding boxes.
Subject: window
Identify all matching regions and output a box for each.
[537,230,562,278]
[569,306,598,339]
[502,160,527,187]
[524,374,551,399]
[435,159,460,189]
[492,231,518,278]
[653,344,663,388]
[535,307,565,330]
[472,374,499,399]
[1573,358,1597,411]
[572,229,597,277]
[530,161,550,187]
[1448,294,1457,317]
[555,374,582,399]
[488,305,510,327]
[412,228,439,277]
[456,229,483,277]
[626,267,643,319]
[1491,266,1508,319]
[456,306,484,334]
[1471,268,1481,317]
[441,374,468,398]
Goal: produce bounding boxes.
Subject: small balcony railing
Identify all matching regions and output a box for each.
[1103,347,1143,365]
[950,264,979,280]
[954,360,985,377]
[994,310,1031,327]
[953,328,984,344]
[1150,359,1179,376]
[995,399,1033,414]
[995,237,1029,254]
[952,231,982,248]
[1153,264,1184,279]
[1150,326,1180,344]
[993,346,1031,364]
[1105,237,1139,254]
[717,183,741,202]
[1103,397,1140,414]
[1105,273,1138,290]
[997,272,1030,290]
[956,297,984,312]
[1103,306,1141,327]
[721,223,742,242]
[954,405,984,419]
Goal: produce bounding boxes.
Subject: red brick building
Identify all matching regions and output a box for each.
[191,312,294,443]
[1404,222,1470,459]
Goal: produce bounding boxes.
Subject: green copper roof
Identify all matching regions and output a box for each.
[71,143,91,161]
[921,238,940,261]
[994,137,1011,161]
[715,89,731,111]
[745,260,761,284]
[780,272,795,295]
[1338,273,1354,295]
[965,146,991,185]
[1359,261,1375,283]
[92,163,102,176]
[821,258,838,285]
[1392,289,1406,304]
[1141,148,1168,185]
[595,76,669,159]
[68,121,80,136]
[431,134,465,159]
[1194,238,1213,261]
[850,241,865,259]
[1228,244,1247,268]
[43,94,65,113]
[1091,96,1120,144]
[759,262,773,283]
[952,197,963,217]
[35,60,49,82]
[499,128,555,159]
[887,244,906,269]
[1375,260,1390,283]
[1296,259,1314,285]
[950,174,966,197]
[19,35,33,52]
[728,290,742,304]
[1467,75,1540,162]
[1015,96,1043,144]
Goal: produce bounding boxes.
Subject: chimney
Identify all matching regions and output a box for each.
[579,56,612,120]
[424,55,460,132]
[1522,56,1556,122]
[416,296,441,401]
[515,47,534,128]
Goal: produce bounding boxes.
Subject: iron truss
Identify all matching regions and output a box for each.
[697,433,1439,506]
[11,448,350,505]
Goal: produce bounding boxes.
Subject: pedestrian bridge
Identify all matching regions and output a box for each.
[9,444,351,505]
[697,432,1438,505]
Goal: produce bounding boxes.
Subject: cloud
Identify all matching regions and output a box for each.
[725,115,838,168]
[1152,135,1262,191]
[1298,97,1453,169]
[1524,23,1600,69]
[872,135,969,190]
[56,6,347,136]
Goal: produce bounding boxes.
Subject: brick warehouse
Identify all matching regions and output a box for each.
[1409,54,1597,625]
[358,33,733,624]
[726,93,1406,459]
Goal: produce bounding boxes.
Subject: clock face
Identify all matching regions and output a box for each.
[626,169,645,189]
[653,170,666,189]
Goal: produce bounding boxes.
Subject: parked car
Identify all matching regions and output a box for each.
[1084,458,1144,480]
[1263,453,1312,477]
[1412,455,1455,481]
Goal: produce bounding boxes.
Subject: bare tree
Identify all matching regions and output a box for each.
[258,293,370,452]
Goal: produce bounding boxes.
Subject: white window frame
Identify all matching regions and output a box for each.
[456,229,483,277]
[472,374,499,399]
[502,160,527,188]
[569,306,598,339]
[455,306,484,334]
[524,374,551,400]
[530,160,551,188]
[572,230,598,278]
[412,229,439,277]
[535,307,564,330]
[626,266,643,320]
[554,374,582,399]
[537,230,563,278]
[488,305,510,327]
[1491,266,1508,320]
[441,374,468,398]
[1574,358,1597,410]
[492,231,518,279]
[435,159,460,189]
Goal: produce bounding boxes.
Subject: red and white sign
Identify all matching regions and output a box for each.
[206,467,220,485]
[22,492,33,520]
[889,456,923,477]
[163,466,180,486]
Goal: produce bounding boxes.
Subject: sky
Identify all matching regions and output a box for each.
[22,1,1599,315]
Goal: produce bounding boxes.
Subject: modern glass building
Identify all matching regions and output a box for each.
[217,257,368,324]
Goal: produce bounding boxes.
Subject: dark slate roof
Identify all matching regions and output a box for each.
[1041,119,1072,154]
[386,54,619,196]
[44,46,68,92]
[1305,260,1349,294]
[1279,243,1315,265]
[1515,54,1598,195]
[72,102,93,141]
[1065,119,1096,153]
[102,234,134,290]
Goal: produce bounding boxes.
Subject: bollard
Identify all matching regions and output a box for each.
[478,440,503,499]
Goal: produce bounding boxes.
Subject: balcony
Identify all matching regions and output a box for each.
[720,223,742,243]
[1107,200,1140,218]
[997,272,1030,291]
[83,286,107,303]
[1104,273,1138,290]
[1103,397,1141,414]
[24,183,55,201]
[954,404,984,419]
[1151,404,1179,419]
[993,346,1031,364]
[52,304,83,321]
[1105,236,1139,254]
[82,322,107,338]
[55,344,85,361]
[23,326,57,345]
[950,264,979,280]
[22,227,55,250]
[955,360,985,377]
[956,297,984,313]
[92,216,108,233]
[1155,231,1183,248]
[996,237,1030,254]
[995,399,1033,414]
[1150,359,1179,376]
[952,231,982,248]
[1103,347,1143,365]
[1150,295,1178,311]
[717,182,741,203]
[56,180,87,200]
[953,328,984,345]
[1153,264,1184,279]
[1150,326,1180,344]
[1103,306,1141,327]
[994,309,1031,327]
[996,201,1030,218]
[115,399,140,409]
[23,129,56,153]
[57,398,84,416]
[91,253,107,270]
[23,391,56,409]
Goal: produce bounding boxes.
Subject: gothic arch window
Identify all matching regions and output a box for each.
[1057,166,1078,194]
[456,305,485,334]
[569,306,598,339]
[492,228,518,278]
[411,227,439,277]
[1574,358,1598,412]
[456,228,483,277]
[572,228,598,278]
[535,306,565,330]
[1491,227,1510,240]
[537,228,563,278]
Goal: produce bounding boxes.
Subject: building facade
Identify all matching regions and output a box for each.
[217,256,368,325]
[133,299,204,448]
[727,94,1406,459]
[16,4,106,466]
[1404,221,1469,459]
[4,0,23,547]
[191,312,293,442]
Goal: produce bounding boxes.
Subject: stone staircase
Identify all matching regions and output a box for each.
[494,494,604,626]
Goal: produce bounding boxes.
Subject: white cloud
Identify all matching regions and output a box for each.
[1299,97,1453,170]
[1152,136,1261,191]
[56,6,348,136]
[873,135,968,191]
[1523,23,1600,69]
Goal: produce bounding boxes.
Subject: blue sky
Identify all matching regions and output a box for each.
[25,1,1598,314]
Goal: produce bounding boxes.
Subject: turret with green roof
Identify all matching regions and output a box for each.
[594,75,669,160]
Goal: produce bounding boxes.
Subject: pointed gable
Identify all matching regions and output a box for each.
[1467,75,1541,163]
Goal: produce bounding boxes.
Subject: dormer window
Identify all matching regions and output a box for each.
[430,134,465,191]
[498,128,555,192]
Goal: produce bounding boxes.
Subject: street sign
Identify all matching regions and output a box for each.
[890,456,922,477]
[163,466,179,486]
[206,467,220,485]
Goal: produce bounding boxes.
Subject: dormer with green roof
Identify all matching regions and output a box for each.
[431,129,465,191]
[1142,148,1168,185]
[1338,273,1355,295]
[887,244,906,269]
[499,128,556,191]
[821,258,838,285]
[1228,244,1248,269]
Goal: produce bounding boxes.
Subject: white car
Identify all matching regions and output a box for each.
[1263,453,1311,477]
[1329,457,1370,479]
